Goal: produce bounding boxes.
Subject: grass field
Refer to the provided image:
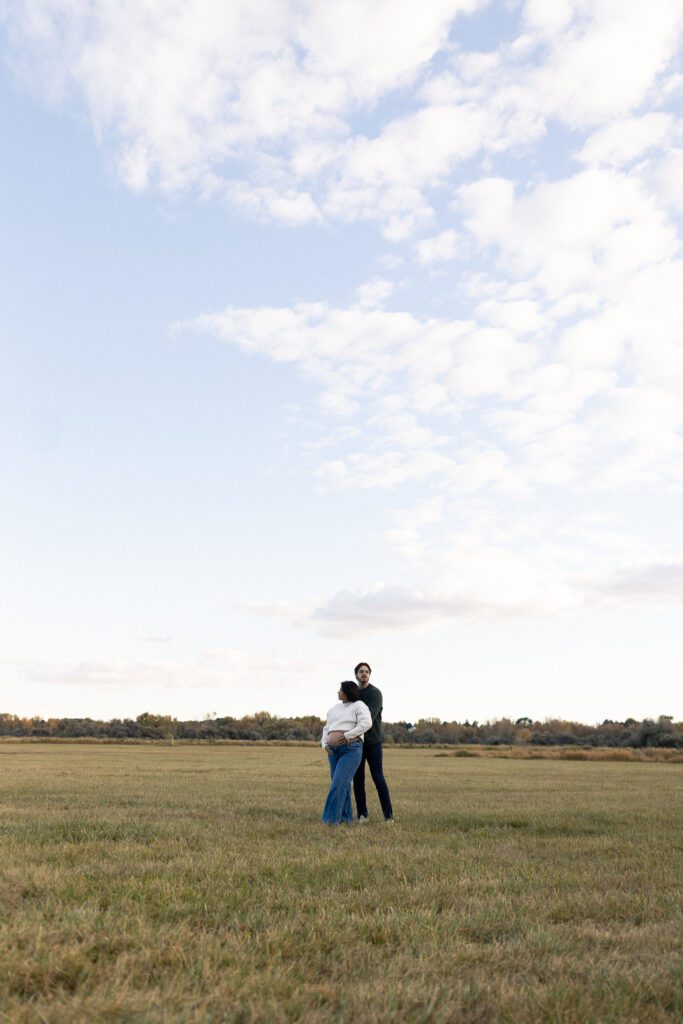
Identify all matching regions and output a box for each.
[1,745,681,1023]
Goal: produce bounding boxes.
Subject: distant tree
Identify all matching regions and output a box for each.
[1,710,681,749]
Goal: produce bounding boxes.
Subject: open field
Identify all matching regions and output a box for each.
[1,745,681,1023]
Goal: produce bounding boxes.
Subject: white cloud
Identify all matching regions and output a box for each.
[2,648,330,697]
[596,562,683,604]
[224,182,322,226]
[525,0,683,127]
[272,519,683,633]
[5,0,487,232]
[7,0,683,641]
[650,148,683,214]
[382,497,444,559]
[267,529,683,634]
[522,0,574,39]
[458,169,678,300]
[576,113,674,166]
[183,190,683,494]
[8,1,683,236]
[476,299,543,334]
[325,102,498,237]
[317,432,453,490]
[355,277,395,309]
[416,229,460,264]
[183,298,549,491]
[183,300,468,423]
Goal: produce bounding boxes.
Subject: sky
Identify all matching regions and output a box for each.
[1,0,683,726]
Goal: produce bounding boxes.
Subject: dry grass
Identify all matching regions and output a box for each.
[438,745,683,763]
[3,737,681,763]
[1,744,681,1023]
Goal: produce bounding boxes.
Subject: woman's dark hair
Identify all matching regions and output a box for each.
[340,680,362,702]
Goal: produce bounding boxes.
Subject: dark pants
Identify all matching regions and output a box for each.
[353,741,393,820]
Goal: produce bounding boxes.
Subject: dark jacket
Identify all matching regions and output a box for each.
[359,683,383,745]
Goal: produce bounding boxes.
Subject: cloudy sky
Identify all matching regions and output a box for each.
[2,0,683,724]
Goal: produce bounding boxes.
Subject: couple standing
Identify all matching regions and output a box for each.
[321,662,394,826]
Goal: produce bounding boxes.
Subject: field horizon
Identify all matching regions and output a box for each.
[1,735,681,763]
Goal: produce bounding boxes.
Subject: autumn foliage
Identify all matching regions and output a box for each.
[1,711,681,748]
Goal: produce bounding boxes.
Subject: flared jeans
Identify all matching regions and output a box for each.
[321,741,363,825]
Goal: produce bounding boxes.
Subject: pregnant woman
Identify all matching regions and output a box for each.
[321,681,372,826]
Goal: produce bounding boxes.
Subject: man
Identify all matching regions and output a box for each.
[353,662,394,822]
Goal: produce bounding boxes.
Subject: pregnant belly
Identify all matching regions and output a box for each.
[327,730,347,746]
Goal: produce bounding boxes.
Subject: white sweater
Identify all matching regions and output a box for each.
[321,700,372,749]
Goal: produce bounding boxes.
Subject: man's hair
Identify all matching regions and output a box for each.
[354,662,372,676]
[340,680,362,702]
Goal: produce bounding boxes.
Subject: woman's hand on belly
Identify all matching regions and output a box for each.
[327,730,347,746]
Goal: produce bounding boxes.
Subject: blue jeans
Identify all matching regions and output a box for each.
[322,742,363,824]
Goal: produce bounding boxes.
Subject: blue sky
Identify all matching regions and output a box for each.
[2,1,683,724]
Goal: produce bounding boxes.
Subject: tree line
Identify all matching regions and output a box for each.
[1,712,681,747]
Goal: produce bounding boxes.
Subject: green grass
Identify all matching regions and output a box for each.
[1,745,681,1023]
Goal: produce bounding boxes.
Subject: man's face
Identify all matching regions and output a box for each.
[356,665,371,687]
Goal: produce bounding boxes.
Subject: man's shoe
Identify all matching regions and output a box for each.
[357,815,369,824]
[384,817,394,823]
